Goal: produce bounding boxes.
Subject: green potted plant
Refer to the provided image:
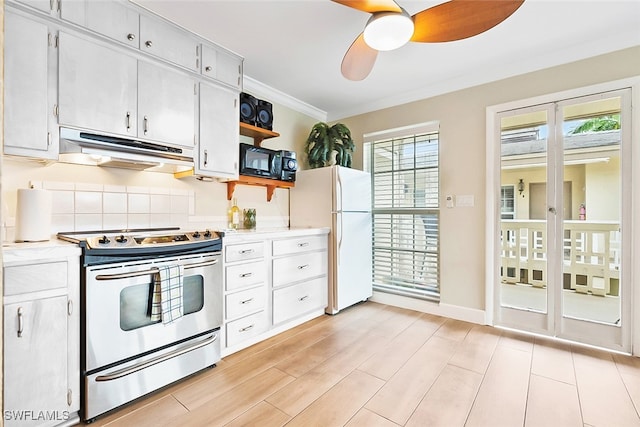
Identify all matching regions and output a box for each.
[304,122,355,168]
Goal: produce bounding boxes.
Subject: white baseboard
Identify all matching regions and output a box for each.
[370,292,486,325]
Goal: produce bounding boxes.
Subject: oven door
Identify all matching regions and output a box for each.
[84,252,222,372]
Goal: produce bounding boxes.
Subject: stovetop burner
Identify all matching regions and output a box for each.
[57,227,223,260]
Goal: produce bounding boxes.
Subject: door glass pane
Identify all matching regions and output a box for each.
[561,96,621,325]
[500,110,549,313]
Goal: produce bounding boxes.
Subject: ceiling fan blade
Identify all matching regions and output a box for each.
[411,0,525,43]
[332,0,402,14]
[341,33,379,81]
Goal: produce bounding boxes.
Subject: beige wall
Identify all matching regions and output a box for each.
[338,46,640,311]
[586,157,621,221]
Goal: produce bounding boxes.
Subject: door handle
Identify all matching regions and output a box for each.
[143,116,149,135]
[548,207,557,214]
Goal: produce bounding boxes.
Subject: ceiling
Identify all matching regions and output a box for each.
[134,0,640,121]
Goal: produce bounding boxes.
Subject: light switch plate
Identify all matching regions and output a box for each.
[456,195,475,207]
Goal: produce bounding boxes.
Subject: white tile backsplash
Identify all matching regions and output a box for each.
[128,213,150,229]
[75,191,103,214]
[103,193,127,214]
[128,194,150,214]
[75,214,102,231]
[38,180,255,233]
[51,191,75,214]
[103,214,127,230]
[150,194,171,213]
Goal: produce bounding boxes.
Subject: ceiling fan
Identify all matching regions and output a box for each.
[333,0,525,80]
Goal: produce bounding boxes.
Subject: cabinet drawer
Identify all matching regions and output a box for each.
[4,261,68,296]
[226,260,266,292]
[272,251,327,287]
[272,235,327,256]
[225,241,264,263]
[225,286,266,320]
[273,277,327,325]
[225,310,269,348]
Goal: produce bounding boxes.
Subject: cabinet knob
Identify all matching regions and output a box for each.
[145,40,153,48]
[127,33,136,41]
[205,66,212,72]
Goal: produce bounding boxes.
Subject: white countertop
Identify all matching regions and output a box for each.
[1,228,329,265]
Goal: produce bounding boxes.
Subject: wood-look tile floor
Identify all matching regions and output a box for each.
[84,302,640,427]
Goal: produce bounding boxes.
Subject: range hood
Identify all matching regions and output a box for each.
[59,127,194,173]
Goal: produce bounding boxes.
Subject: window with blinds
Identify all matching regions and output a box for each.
[363,122,440,302]
[501,185,515,219]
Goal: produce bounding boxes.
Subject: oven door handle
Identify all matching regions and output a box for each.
[94,333,218,382]
[95,259,219,280]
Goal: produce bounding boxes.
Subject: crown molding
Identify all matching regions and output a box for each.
[243,76,327,122]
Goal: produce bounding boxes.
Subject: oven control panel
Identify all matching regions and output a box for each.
[84,230,220,250]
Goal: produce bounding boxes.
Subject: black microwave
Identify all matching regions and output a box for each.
[239,143,297,181]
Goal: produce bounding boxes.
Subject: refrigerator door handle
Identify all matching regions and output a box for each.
[335,167,342,212]
[336,214,343,266]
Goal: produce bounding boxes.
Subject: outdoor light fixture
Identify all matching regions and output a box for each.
[363,8,415,51]
[518,178,525,196]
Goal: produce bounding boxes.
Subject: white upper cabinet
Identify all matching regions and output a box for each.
[3,10,58,160]
[58,32,196,148]
[60,0,140,48]
[58,32,137,137]
[201,44,243,90]
[138,61,197,147]
[140,14,199,72]
[11,0,55,14]
[197,82,239,178]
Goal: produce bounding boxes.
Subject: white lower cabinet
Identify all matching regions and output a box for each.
[222,230,328,355]
[273,277,327,325]
[223,241,268,350]
[2,247,81,427]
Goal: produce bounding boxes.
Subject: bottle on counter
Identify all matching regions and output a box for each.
[228,198,240,229]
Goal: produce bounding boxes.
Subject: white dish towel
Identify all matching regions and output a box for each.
[150,264,184,324]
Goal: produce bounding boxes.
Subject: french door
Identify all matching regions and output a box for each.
[495,89,631,352]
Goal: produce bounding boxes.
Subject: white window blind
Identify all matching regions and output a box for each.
[501,185,515,219]
[364,123,440,301]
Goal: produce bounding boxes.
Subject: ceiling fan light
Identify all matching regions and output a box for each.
[363,9,414,51]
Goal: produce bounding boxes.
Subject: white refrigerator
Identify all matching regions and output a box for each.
[290,165,372,314]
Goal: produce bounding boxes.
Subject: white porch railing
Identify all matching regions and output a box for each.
[500,220,621,296]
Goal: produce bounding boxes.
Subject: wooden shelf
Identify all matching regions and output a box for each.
[227,175,294,202]
[240,122,279,146]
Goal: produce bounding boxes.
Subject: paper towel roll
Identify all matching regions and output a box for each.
[15,188,52,242]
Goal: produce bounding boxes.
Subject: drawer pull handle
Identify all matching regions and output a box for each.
[239,249,254,254]
[298,264,309,270]
[205,65,212,72]
[240,272,253,278]
[17,307,24,338]
[240,298,254,305]
[239,324,255,332]
[299,295,309,302]
[127,33,136,41]
[297,242,309,247]
[145,40,153,48]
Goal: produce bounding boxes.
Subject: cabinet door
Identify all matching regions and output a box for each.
[201,44,243,90]
[12,0,52,13]
[216,50,243,90]
[58,32,137,137]
[197,83,239,178]
[85,0,139,48]
[139,14,199,71]
[138,61,196,147]
[3,11,56,159]
[4,297,68,427]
